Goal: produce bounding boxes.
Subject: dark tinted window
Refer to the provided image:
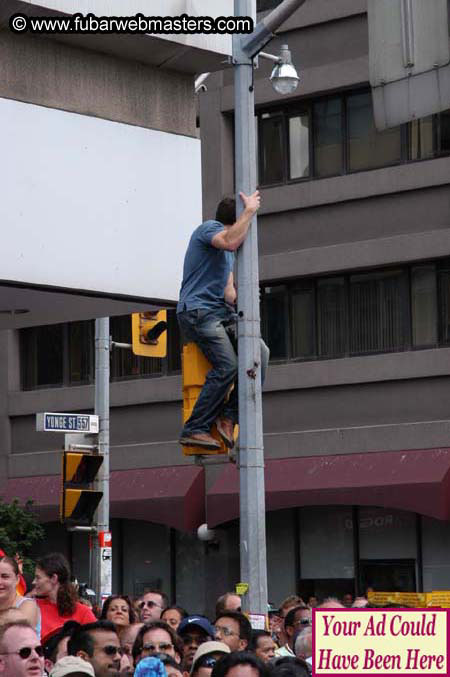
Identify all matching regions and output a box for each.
[21,324,64,389]
[313,97,343,176]
[349,270,409,354]
[259,113,285,184]
[260,259,449,364]
[262,285,288,359]
[347,92,401,171]
[257,0,283,10]
[317,277,346,357]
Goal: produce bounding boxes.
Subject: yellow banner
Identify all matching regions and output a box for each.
[368,591,450,608]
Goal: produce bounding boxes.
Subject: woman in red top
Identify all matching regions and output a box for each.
[32,552,96,641]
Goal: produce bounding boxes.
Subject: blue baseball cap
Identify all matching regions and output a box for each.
[178,615,215,637]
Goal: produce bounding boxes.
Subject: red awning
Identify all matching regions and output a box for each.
[207,448,450,526]
[2,465,205,532]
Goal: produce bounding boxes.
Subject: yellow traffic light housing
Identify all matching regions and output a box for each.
[60,452,103,525]
[132,311,167,357]
[181,342,237,456]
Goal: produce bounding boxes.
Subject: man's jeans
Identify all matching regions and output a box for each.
[178,308,270,436]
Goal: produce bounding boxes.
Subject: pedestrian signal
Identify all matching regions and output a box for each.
[60,452,103,525]
[132,311,167,357]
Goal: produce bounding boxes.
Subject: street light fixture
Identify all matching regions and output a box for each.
[269,44,300,94]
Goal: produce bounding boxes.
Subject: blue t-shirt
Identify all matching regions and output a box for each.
[177,220,235,313]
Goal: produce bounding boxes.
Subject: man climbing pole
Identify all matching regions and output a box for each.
[177,191,269,450]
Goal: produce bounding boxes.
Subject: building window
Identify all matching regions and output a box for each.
[409,116,434,160]
[261,258,449,364]
[257,89,450,187]
[347,92,402,171]
[259,112,285,185]
[21,324,65,389]
[289,113,310,179]
[313,97,343,177]
[257,0,283,10]
[349,269,409,354]
[261,285,289,360]
[20,312,181,390]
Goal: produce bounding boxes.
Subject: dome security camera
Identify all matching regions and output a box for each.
[197,523,216,542]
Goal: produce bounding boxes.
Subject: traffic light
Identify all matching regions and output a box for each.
[60,447,103,525]
[181,342,237,456]
[132,311,167,357]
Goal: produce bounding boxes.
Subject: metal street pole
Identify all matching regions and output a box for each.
[233,0,307,615]
[91,317,111,605]
[234,0,267,616]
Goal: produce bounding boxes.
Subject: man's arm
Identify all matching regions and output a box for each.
[211,190,260,252]
[224,271,237,306]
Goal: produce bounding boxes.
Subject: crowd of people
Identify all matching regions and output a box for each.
[0,551,368,676]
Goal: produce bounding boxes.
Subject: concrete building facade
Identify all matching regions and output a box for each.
[2,0,450,615]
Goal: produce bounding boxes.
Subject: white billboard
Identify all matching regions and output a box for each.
[0,97,202,302]
[19,0,234,56]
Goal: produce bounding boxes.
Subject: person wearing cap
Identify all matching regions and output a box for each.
[49,654,95,676]
[177,615,214,672]
[213,612,252,653]
[190,641,230,677]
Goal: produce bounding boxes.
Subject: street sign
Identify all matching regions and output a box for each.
[36,412,99,433]
[368,0,450,129]
[99,531,112,602]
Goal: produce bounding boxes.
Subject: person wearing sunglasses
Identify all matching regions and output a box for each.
[177,615,214,672]
[274,607,312,659]
[67,620,122,676]
[190,641,230,677]
[132,621,182,668]
[138,592,168,624]
[0,620,45,676]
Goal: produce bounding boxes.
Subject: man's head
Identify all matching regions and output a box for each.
[211,651,269,677]
[138,591,168,623]
[342,593,353,608]
[0,621,44,677]
[352,597,369,608]
[284,607,311,649]
[190,641,230,677]
[177,616,214,671]
[120,622,144,660]
[270,656,310,677]
[132,621,181,666]
[213,612,252,652]
[294,627,312,660]
[279,596,304,620]
[318,598,344,609]
[215,198,236,226]
[44,621,81,673]
[67,620,122,676]
[215,593,242,618]
[248,630,276,663]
